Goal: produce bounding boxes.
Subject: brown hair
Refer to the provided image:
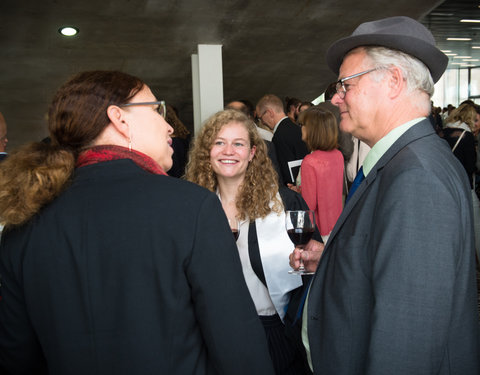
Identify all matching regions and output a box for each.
[0,71,144,226]
[185,109,282,221]
[298,107,338,152]
[446,102,477,130]
[165,104,190,139]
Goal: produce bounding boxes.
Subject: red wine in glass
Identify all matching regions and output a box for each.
[287,228,314,247]
[286,210,316,275]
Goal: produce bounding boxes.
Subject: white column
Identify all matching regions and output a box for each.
[191,44,224,135]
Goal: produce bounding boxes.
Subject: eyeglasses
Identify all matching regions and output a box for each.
[119,100,166,118]
[335,68,378,99]
[256,109,268,123]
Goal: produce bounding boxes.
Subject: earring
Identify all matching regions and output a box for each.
[128,138,132,152]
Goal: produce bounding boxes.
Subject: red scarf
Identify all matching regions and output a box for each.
[76,145,168,175]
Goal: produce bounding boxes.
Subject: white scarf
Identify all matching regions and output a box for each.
[445,120,472,133]
[254,192,303,320]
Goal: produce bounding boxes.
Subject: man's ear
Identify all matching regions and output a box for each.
[387,67,405,99]
[106,105,129,138]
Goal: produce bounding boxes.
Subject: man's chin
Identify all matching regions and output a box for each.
[339,120,352,134]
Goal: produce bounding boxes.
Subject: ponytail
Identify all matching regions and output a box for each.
[0,142,75,227]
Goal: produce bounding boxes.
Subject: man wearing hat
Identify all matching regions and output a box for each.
[290,16,479,374]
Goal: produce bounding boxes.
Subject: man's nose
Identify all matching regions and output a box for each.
[331,93,343,106]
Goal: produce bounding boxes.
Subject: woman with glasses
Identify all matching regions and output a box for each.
[0,71,274,375]
[185,109,321,375]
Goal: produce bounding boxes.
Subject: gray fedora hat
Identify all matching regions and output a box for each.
[326,16,448,83]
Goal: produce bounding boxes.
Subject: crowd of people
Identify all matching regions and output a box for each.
[0,15,479,375]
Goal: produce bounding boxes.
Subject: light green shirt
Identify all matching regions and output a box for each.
[362,117,425,176]
[301,117,425,372]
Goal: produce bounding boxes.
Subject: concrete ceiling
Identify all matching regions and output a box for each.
[1,0,446,151]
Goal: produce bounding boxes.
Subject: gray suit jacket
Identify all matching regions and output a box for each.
[306,119,479,374]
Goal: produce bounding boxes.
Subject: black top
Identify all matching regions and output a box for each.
[442,127,476,188]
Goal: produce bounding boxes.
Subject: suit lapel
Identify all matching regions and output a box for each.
[322,120,435,253]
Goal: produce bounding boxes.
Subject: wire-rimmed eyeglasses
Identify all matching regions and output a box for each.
[335,68,378,99]
[119,100,166,118]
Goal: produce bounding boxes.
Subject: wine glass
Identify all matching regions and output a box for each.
[286,210,315,275]
[228,217,240,241]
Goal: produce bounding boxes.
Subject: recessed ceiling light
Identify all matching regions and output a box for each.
[59,26,79,37]
[463,59,479,62]
[453,56,472,58]
[472,46,480,49]
[460,19,480,23]
[447,37,472,41]
[445,53,457,56]
[441,50,452,53]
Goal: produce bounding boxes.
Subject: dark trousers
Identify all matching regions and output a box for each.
[259,314,311,375]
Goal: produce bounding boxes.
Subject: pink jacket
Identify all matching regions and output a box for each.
[300,150,344,236]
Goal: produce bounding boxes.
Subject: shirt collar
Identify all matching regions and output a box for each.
[362,117,425,176]
[273,116,288,133]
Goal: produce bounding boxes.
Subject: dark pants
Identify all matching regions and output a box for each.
[259,314,311,375]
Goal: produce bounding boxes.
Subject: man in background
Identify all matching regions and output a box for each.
[256,94,308,185]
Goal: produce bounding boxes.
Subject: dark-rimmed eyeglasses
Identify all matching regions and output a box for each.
[119,100,166,118]
[335,68,378,99]
[255,109,268,123]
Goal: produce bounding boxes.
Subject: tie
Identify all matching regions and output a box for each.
[345,166,365,204]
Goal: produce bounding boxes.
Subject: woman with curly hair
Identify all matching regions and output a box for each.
[185,109,321,375]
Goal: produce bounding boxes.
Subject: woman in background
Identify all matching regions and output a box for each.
[165,104,191,178]
[0,71,274,375]
[296,107,344,243]
[443,102,480,262]
[185,109,320,375]
[443,102,477,188]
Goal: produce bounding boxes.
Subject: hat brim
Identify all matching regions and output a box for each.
[326,34,448,83]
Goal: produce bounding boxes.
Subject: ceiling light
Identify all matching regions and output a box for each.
[431,12,454,16]
[59,26,79,37]
[460,19,480,23]
[441,50,452,53]
[453,56,472,58]
[463,59,479,61]
[447,37,472,41]
[445,53,457,56]
[472,46,480,49]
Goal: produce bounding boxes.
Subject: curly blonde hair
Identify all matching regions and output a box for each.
[185,109,282,221]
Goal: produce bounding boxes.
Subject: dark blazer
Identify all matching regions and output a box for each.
[306,120,479,374]
[265,140,284,186]
[272,117,308,185]
[0,159,275,375]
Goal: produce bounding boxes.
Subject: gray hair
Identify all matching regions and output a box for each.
[360,46,435,98]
